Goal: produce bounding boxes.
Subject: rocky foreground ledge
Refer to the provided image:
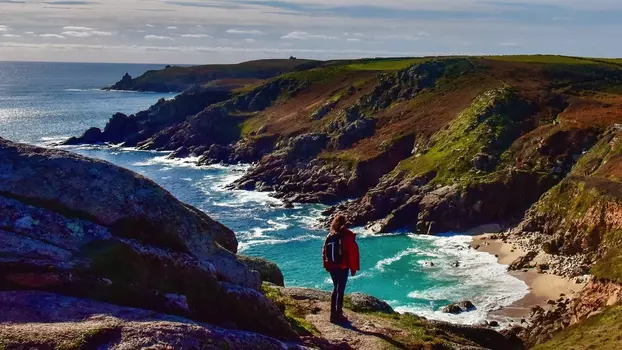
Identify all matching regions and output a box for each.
[0,137,524,349]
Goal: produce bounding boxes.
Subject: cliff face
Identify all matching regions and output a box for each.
[520,130,622,275]
[506,128,622,348]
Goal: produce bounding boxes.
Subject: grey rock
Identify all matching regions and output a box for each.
[347,293,395,314]
[239,255,285,287]
[0,291,302,350]
[0,138,296,339]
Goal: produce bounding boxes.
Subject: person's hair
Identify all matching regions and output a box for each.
[330,214,348,235]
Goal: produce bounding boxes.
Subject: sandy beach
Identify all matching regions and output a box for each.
[472,234,585,321]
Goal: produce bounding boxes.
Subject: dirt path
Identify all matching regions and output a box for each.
[304,301,409,350]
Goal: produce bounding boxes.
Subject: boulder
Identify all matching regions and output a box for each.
[63,127,103,145]
[0,138,296,340]
[168,146,190,159]
[458,300,476,311]
[508,251,538,271]
[347,292,395,314]
[239,256,285,287]
[443,304,463,314]
[442,301,476,314]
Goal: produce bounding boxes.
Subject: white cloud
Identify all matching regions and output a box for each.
[145,35,173,40]
[0,41,423,57]
[226,29,263,35]
[61,29,114,37]
[91,31,113,36]
[145,24,155,28]
[3,34,21,38]
[63,26,93,31]
[244,38,256,42]
[418,31,430,37]
[346,38,361,42]
[181,34,211,38]
[39,34,65,39]
[353,33,365,37]
[0,25,9,32]
[281,31,338,40]
[62,31,91,37]
[25,32,35,35]
[167,26,178,30]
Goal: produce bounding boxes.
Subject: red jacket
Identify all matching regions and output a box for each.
[323,229,360,274]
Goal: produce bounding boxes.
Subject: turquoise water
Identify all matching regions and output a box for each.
[0,61,528,324]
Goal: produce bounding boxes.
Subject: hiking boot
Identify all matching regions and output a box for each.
[330,313,349,324]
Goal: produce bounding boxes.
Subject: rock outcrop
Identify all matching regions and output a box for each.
[239,255,285,287]
[0,291,300,350]
[64,88,232,148]
[0,137,296,340]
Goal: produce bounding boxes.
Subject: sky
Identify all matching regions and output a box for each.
[0,0,621,64]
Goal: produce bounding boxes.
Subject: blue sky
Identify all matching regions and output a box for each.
[0,0,621,63]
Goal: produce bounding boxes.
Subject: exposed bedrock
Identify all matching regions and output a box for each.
[0,291,301,350]
[232,133,416,204]
[0,138,296,339]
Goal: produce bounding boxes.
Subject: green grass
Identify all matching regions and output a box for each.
[369,312,476,349]
[279,65,350,84]
[261,284,320,337]
[486,55,600,65]
[572,132,622,180]
[534,304,622,350]
[346,58,425,71]
[397,87,532,185]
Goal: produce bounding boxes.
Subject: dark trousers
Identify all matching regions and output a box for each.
[329,268,349,316]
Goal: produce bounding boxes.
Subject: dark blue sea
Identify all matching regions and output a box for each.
[0,61,528,324]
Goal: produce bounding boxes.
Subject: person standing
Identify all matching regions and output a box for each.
[323,214,360,323]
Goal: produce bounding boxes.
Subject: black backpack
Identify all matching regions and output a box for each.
[324,234,343,264]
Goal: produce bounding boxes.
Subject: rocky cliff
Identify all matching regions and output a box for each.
[71,56,621,233]
[0,137,524,349]
[67,55,622,349]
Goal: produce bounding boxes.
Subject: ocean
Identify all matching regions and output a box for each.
[0,61,529,324]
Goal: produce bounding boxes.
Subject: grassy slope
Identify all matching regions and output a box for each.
[396,87,529,185]
[534,304,622,350]
[232,55,622,167]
